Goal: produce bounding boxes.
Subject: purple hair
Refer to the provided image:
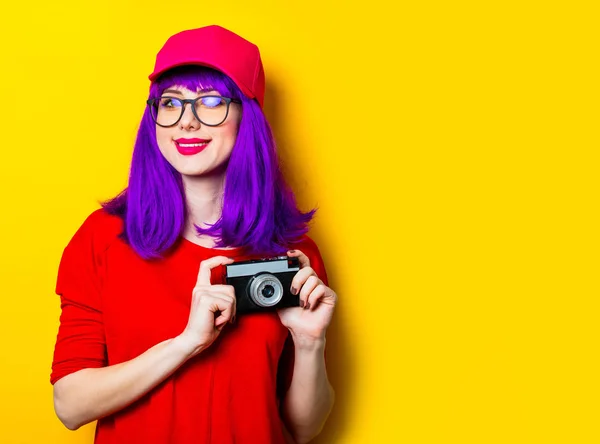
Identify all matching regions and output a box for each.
[102,66,316,260]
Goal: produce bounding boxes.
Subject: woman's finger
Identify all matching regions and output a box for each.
[287,249,311,268]
[206,284,236,306]
[205,296,235,328]
[289,266,317,296]
[211,285,237,323]
[196,256,235,287]
[192,286,236,307]
[193,288,237,326]
[299,275,322,308]
[306,285,336,311]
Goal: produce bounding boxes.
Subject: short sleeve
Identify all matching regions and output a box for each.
[301,236,329,287]
[277,235,330,401]
[50,211,109,385]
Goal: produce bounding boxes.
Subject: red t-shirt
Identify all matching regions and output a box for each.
[50,208,328,444]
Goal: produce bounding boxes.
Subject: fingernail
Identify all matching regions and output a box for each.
[299,300,305,308]
[288,250,296,254]
[291,286,297,295]
[305,302,311,310]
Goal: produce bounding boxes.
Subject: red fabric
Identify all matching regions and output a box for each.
[51,208,328,444]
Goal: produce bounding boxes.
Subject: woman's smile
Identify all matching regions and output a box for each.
[174,137,211,155]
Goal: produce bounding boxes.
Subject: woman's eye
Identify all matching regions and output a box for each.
[201,96,223,108]
[160,98,182,108]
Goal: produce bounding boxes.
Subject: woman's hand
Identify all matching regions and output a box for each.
[277,250,337,348]
[176,256,236,357]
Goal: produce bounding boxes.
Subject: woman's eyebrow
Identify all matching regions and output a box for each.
[162,88,216,96]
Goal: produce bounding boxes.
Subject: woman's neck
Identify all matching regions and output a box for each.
[181,172,225,247]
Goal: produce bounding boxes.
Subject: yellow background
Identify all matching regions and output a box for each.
[0,0,598,443]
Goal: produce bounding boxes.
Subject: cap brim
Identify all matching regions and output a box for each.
[148,61,256,103]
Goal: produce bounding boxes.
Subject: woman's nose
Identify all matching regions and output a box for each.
[179,103,200,129]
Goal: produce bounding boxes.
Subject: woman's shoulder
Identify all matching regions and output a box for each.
[289,234,326,265]
[65,207,124,254]
[290,234,329,283]
[291,234,321,253]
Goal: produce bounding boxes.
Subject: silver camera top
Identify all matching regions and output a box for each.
[225,256,300,278]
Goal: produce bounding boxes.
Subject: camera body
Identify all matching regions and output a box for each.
[225,256,300,314]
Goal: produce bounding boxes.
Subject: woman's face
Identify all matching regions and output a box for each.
[155,86,241,177]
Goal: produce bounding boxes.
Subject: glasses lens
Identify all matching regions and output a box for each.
[149,96,230,126]
[196,96,228,126]
[150,97,183,126]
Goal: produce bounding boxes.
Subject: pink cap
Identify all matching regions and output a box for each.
[148,25,265,107]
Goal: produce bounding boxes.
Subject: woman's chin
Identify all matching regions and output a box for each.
[179,165,226,179]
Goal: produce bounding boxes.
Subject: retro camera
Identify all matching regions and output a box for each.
[225,256,300,314]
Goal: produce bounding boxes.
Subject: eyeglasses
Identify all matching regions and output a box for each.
[146,95,241,127]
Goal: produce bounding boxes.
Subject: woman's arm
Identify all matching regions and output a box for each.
[53,255,236,430]
[281,336,335,444]
[53,335,197,430]
[277,248,338,444]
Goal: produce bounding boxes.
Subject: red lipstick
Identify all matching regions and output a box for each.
[174,138,211,155]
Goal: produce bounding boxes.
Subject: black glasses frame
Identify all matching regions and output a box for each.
[146,95,242,127]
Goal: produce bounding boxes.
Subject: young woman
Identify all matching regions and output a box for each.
[50,25,336,444]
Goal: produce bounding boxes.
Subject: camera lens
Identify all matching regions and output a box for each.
[248,273,283,307]
[262,285,275,299]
